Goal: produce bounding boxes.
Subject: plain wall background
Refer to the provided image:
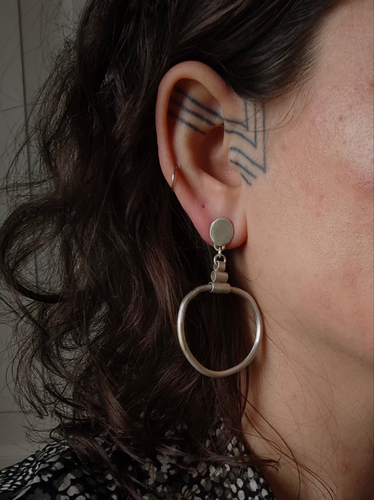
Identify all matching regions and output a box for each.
[0,0,85,469]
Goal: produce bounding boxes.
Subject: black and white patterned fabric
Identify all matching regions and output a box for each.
[0,430,274,500]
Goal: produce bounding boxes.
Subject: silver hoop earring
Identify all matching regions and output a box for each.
[177,218,263,378]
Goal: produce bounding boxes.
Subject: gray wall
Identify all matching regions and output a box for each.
[0,0,84,469]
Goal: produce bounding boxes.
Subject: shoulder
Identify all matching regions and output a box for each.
[139,451,274,500]
[0,435,274,500]
[0,441,118,500]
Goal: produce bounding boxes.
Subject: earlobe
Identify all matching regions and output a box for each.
[156,61,247,248]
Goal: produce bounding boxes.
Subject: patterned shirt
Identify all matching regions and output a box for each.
[0,432,274,500]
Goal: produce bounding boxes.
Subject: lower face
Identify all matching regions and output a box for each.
[240,0,373,362]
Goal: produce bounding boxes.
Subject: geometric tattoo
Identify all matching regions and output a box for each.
[226,102,266,185]
[168,86,266,186]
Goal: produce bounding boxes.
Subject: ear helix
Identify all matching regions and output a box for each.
[177,218,263,378]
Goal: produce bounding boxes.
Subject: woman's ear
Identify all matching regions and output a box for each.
[156,61,249,248]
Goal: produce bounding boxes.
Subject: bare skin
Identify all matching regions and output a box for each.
[156,0,373,498]
[239,2,373,498]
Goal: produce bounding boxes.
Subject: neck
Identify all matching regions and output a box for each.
[242,315,374,500]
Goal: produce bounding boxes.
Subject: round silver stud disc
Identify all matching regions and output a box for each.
[209,218,234,247]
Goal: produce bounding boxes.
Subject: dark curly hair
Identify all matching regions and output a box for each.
[1,0,342,497]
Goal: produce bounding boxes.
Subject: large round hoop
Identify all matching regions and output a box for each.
[177,284,263,378]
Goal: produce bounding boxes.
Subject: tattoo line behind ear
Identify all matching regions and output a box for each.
[226,103,266,185]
